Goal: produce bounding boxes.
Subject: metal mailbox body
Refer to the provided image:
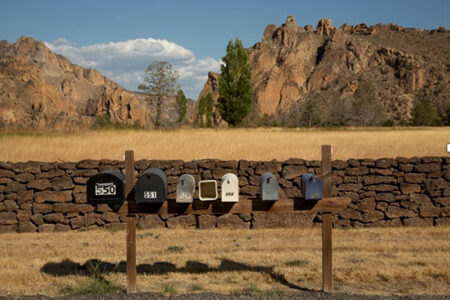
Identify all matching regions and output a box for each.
[87,170,125,205]
[198,180,218,201]
[221,173,239,202]
[135,168,168,204]
[260,172,279,201]
[176,174,195,203]
[302,173,323,200]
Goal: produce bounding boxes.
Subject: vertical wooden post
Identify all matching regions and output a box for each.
[321,145,332,292]
[125,150,136,294]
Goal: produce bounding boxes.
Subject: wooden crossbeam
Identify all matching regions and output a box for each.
[125,197,350,215]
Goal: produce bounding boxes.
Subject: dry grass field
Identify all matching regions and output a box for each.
[0,127,449,162]
[0,227,449,297]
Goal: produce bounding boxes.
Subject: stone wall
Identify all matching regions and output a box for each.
[0,157,449,233]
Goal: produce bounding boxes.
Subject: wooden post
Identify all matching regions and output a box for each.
[321,145,332,292]
[125,150,136,294]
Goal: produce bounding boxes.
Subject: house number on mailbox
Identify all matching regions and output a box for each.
[95,182,117,196]
[144,191,157,199]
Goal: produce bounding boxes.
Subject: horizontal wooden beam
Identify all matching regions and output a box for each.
[124,196,351,216]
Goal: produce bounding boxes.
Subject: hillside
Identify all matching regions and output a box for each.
[198,17,450,126]
[0,37,195,130]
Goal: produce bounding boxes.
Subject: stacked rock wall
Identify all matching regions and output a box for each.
[0,157,449,233]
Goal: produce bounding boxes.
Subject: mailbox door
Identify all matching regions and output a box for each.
[302,173,323,200]
[199,180,218,201]
[177,174,195,203]
[87,171,124,205]
[221,173,239,202]
[260,172,278,201]
[136,168,167,203]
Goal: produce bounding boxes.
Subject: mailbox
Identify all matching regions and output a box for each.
[301,173,323,200]
[221,173,239,202]
[87,170,125,211]
[176,174,195,203]
[135,168,168,204]
[198,180,218,201]
[260,172,279,201]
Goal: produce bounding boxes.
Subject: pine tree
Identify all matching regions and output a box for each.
[175,89,187,124]
[218,38,253,127]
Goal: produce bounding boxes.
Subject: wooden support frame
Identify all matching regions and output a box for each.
[122,145,348,294]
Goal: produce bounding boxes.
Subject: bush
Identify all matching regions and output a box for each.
[444,105,450,125]
[382,119,395,127]
[410,101,443,126]
[92,114,143,130]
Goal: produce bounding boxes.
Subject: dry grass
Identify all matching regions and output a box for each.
[0,127,449,162]
[0,227,449,297]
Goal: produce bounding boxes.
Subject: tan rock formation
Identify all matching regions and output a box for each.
[0,37,195,130]
[197,17,449,124]
[316,18,335,36]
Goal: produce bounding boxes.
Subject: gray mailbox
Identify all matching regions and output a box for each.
[198,180,218,201]
[87,170,125,211]
[260,172,279,201]
[176,174,195,203]
[221,173,239,202]
[135,168,168,204]
[301,173,323,200]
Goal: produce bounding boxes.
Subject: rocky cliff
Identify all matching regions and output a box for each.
[0,37,195,130]
[199,17,449,126]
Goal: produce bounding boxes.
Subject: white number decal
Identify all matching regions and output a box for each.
[95,182,116,196]
[144,191,157,199]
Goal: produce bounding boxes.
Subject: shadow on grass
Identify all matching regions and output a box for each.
[41,258,313,291]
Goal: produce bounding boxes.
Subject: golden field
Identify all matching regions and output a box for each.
[0,127,449,162]
[0,227,449,296]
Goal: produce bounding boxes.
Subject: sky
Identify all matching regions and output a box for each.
[1,0,449,99]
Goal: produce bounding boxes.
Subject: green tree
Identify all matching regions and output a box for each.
[300,98,322,127]
[198,95,205,127]
[410,101,443,126]
[197,93,214,128]
[351,79,386,126]
[205,93,213,127]
[175,89,187,124]
[218,38,253,127]
[138,61,180,128]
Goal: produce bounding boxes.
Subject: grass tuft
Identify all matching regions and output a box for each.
[166,245,184,253]
[285,259,309,267]
[240,283,262,294]
[162,284,177,295]
[189,283,203,291]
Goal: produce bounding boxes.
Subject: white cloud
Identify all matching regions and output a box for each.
[45,38,221,99]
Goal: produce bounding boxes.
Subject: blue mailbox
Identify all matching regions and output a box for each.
[301,173,323,200]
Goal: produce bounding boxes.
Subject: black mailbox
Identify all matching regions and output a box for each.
[135,168,168,204]
[301,173,323,200]
[260,172,279,201]
[87,170,125,210]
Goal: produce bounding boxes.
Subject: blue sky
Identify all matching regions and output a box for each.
[1,0,449,99]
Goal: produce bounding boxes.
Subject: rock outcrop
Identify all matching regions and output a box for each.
[0,37,196,130]
[198,17,449,124]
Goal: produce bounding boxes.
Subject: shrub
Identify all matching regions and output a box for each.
[410,101,443,126]
[92,114,143,130]
[382,119,395,127]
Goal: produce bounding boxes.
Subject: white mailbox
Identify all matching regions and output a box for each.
[176,174,195,203]
[198,180,218,201]
[221,173,239,202]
